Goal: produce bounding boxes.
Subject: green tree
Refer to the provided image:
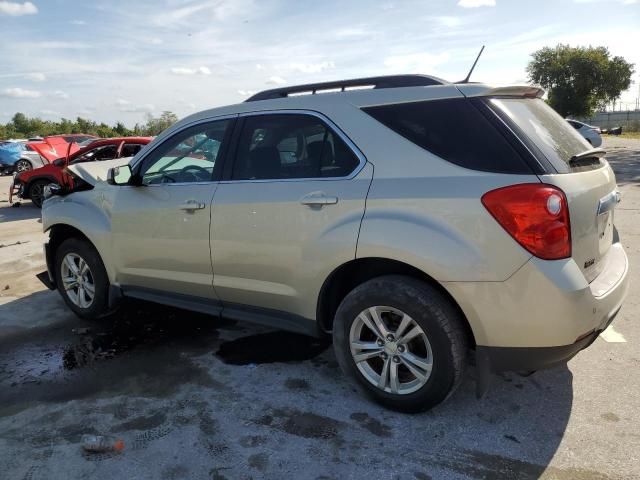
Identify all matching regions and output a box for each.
[143,111,179,136]
[527,44,634,117]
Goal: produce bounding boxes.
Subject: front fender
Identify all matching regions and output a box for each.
[42,191,116,282]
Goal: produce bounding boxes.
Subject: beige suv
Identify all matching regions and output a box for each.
[40,75,629,412]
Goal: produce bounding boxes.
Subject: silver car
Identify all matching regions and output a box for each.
[40,75,628,412]
[567,119,603,147]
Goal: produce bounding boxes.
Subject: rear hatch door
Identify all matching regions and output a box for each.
[489,97,618,282]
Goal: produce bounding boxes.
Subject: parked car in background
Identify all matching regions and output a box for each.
[39,75,628,412]
[0,141,47,174]
[10,137,152,207]
[566,119,603,147]
[0,134,98,175]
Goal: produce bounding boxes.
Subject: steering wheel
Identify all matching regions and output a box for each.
[179,164,210,182]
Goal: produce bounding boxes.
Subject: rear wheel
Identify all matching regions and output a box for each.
[55,238,111,320]
[29,180,50,208]
[333,275,468,412]
[15,159,32,173]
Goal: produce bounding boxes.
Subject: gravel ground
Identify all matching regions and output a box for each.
[0,137,639,480]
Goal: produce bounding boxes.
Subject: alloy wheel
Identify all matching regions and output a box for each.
[60,253,95,308]
[349,306,433,395]
[15,160,31,173]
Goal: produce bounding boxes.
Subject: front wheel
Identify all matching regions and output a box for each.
[29,180,50,208]
[55,238,111,320]
[333,275,468,412]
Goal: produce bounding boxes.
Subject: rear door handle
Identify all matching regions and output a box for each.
[300,192,339,207]
[180,200,206,211]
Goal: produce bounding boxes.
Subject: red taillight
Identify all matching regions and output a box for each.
[481,183,571,260]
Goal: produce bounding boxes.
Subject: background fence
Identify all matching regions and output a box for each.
[579,110,640,131]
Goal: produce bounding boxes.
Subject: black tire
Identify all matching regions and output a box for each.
[28,179,50,208]
[15,159,32,173]
[55,237,111,320]
[333,275,468,413]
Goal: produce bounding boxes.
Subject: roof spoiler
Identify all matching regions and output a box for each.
[464,85,545,98]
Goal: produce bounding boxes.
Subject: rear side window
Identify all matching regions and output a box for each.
[122,143,144,157]
[232,114,360,180]
[362,98,533,174]
[489,98,594,173]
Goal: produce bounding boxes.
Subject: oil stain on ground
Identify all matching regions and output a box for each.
[0,300,232,415]
[350,412,392,438]
[216,331,329,365]
[255,408,343,440]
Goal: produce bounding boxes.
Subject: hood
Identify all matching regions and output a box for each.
[67,157,134,186]
[29,138,81,162]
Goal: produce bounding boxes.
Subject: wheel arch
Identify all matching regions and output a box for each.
[48,224,97,261]
[316,257,476,348]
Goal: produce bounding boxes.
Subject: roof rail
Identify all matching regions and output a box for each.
[244,74,448,102]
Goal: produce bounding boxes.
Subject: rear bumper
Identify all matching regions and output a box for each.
[477,307,618,372]
[445,242,629,353]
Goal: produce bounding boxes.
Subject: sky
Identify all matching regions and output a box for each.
[0,0,639,126]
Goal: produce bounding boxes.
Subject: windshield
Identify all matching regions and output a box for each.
[489,98,595,172]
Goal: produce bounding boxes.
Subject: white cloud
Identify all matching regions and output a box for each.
[0,1,37,16]
[52,90,69,99]
[115,98,130,106]
[434,16,463,27]
[25,72,46,81]
[70,19,86,25]
[170,66,211,75]
[266,76,286,85]
[148,37,163,45]
[33,41,90,49]
[2,87,41,98]
[153,0,254,27]
[335,27,369,38]
[238,89,257,96]
[256,64,265,71]
[384,52,450,73]
[290,61,335,74]
[457,0,495,7]
[118,102,155,113]
[40,109,60,116]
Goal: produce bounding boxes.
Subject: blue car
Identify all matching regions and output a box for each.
[0,141,45,175]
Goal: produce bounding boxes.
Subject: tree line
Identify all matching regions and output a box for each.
[0,111,179,140]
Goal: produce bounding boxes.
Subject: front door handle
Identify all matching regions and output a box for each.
[180,200,206,211]
[300,192,339,207]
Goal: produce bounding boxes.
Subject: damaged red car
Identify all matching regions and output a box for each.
[10,137,152,207]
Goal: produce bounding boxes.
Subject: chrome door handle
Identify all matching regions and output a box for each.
[300,193,339,207]
[180,200,206,211]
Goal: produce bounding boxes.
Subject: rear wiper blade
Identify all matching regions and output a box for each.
[569,147,606,166]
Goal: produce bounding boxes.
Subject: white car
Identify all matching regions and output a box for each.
[567,119,602,147]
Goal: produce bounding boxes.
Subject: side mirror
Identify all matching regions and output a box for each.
[107,164,133,185]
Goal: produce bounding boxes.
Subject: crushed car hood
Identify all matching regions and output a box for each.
[67,157,134,186]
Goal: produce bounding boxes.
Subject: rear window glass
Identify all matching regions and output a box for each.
[489,98,594,172]
[362,98,533,174]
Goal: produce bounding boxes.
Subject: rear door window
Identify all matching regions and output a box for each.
[489,98,596,173]
[231,114,360,180]
[362,98,534,174]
